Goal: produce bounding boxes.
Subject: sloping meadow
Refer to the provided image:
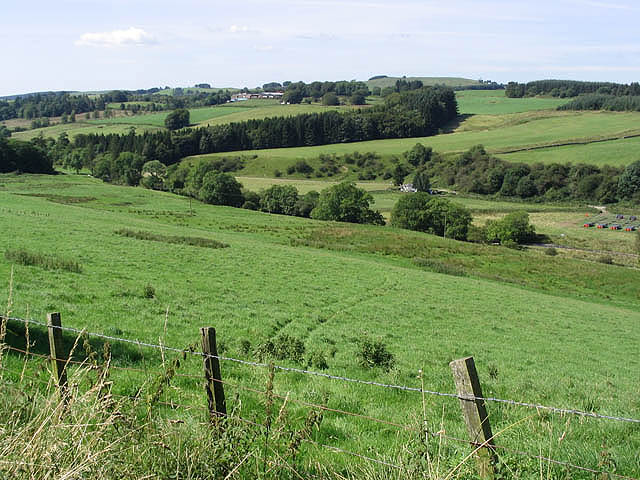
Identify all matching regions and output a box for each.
[1,173,639,477]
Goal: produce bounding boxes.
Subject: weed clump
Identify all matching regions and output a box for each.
[255,334,305,363]
[357,338,395,370]
[143,284,156,299]
[597,255,614,265]
[115,228,229,249]
[4,248,82,273]
[545,247,558,256]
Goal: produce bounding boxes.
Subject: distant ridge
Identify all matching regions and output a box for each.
[365,76,482,89]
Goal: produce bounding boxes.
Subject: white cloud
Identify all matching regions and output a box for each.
[75,27,156,47]
[254,45,273,51]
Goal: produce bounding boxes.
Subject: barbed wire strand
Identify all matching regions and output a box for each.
[4,316,640,425]
[3,358,634,480]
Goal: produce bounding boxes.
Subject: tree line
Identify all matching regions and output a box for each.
[68,87,457,166]
[0,89,233,123]
[505,80,640,98]
[558,94,640,112]
[420,144,640,203]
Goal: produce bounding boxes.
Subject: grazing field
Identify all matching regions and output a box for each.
[11,122,163,140]
[498,134,640,166]
[85,105,248,127]
[188,109,640,173]
[1,173,639,477]
[456,89,569,114]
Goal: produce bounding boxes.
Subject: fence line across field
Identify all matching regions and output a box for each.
[4,315,639,426]
[2,350,638,480]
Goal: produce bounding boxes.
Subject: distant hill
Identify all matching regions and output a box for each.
[366,76,482,89]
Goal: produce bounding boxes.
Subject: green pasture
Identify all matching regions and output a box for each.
[498,134,640,166]
[86,106,248,127]
[456,90,569,115]
[11,122,163,141]
[197,103,363,126]
[190,110,640,171]
[0,173,638,477]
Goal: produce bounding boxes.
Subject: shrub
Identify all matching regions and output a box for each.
[198,172,244,207]
[486,211,536,245]
[311,182,385,225]
[259,185,299,215]
[545,247,558,256]
[597,255,614,265]
[255,334,305,363]
[357,339,395,370]
[391,194,472,241]
[307,350,329,370]
[143,284,156,299]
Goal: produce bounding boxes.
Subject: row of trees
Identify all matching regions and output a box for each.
[558,94,640,112]
[420,144,640,203]
[505,80,640,98]
[0,89,234,123]
[282,80,370,104]
[69,87,458,165]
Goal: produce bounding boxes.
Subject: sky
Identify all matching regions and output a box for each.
[2,0,640,96]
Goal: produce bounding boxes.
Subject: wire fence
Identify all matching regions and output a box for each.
[1,314,639,479]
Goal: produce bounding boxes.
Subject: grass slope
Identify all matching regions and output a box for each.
[456,90,569,114]
[0,173,639,476]
[366,76,481,89]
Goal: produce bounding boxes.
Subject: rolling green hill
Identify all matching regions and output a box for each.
[366,76,482,89]
[0,173,638,477]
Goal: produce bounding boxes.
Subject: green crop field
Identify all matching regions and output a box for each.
[456,90,569,115]
[1,173,639,477]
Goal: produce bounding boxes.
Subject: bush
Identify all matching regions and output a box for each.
[391,194,472,240]
[164,108,190,130]
[198,172,244,207]
[259,185,299,215]
[597,255,614,265]
[486,211,536,245]
[311,182,385,225]
[143,284,156,299]
[545,247,558,256]
[255,334,305,363]
[357,339,394,370]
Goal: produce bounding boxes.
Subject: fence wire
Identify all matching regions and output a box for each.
[4,315,638,425]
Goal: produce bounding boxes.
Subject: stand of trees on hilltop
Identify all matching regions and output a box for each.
[505,80,640,98]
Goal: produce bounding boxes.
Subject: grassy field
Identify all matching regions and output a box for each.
[188,109,640,175]
[1,173,639,477]
[456,90,569,115]
[11,122,164,141]
[366,76,481,89]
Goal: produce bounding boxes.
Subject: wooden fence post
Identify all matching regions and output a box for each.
[47,312,68,398]
[201,327,226,418]
[449,356,498,479]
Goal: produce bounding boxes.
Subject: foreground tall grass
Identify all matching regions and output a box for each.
[0,349,475,480]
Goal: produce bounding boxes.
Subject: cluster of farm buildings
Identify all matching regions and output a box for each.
[230,92,284,102]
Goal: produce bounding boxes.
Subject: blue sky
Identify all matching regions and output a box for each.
[3,0,640,95]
